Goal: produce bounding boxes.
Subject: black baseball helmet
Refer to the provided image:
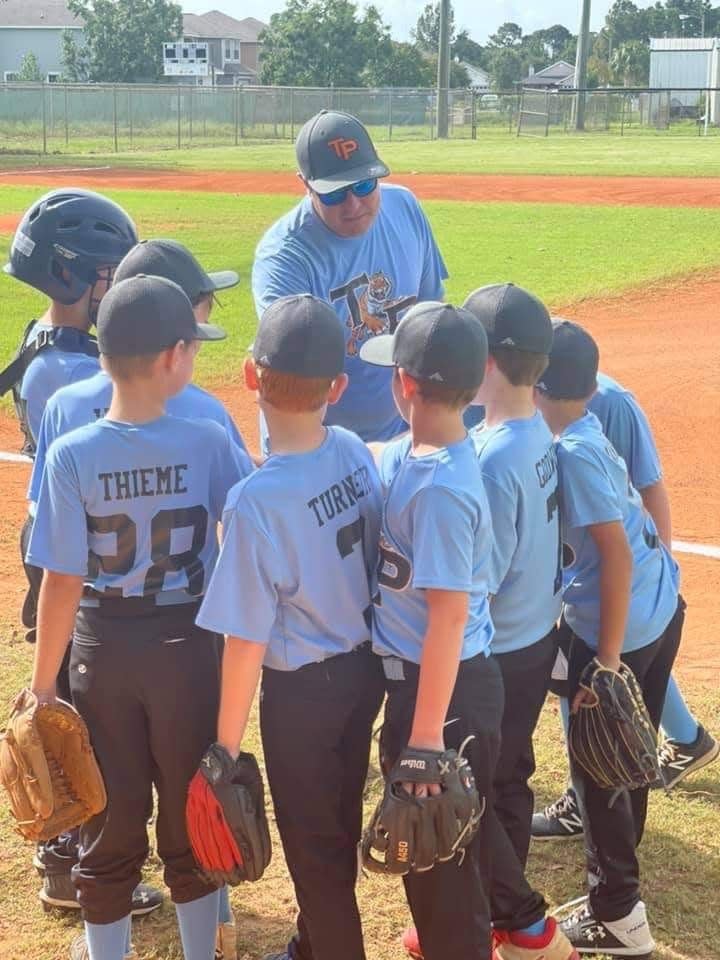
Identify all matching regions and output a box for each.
[4,188,138,304]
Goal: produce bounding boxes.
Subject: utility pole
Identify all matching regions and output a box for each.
[574,0,591,130]
[436,0,451,138]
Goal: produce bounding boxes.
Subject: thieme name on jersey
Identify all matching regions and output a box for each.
[306,465,374,527]
[99,463,189,502]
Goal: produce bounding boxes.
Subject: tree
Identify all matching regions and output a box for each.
[362,41,433,87]
[16,52,42,81]
[488,22,523,48]
[489,47,523,90]
[611,39,650,85]
[61,30,90,82]
[452,29,488,68]
[412,2,455,53]
[529,24,573,59]
[66,0,182,83]
[260,0,388,86]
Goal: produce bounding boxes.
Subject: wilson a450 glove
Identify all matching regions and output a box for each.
[569,659,662,793]
[186,743,272,885]
[0,689,107,842]
[360,746,483,876]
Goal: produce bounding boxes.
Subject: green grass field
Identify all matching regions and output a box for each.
[3,134,720,177]
[0,150,718,960]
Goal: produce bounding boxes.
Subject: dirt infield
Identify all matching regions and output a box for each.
[4,167,720,207]
[0,268,717,683]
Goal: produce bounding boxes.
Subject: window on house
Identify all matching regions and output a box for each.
[4,72,19,82]
[225,41,231,59]
[233,42,240,60]
[47,73,60,83]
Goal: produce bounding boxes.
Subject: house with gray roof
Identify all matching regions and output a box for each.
[0,0,83,81]
[182,10,266,84]
[521,60,576,89]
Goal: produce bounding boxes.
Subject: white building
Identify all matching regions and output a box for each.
[649,37,720,121]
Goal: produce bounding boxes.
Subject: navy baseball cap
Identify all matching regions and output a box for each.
[254,294,345,379]
[296,110,390,193]
[462,283,552,354]
[535,319,599,400]
[98,275,226,357]
[360,301,488,392]
[114,239,238,303]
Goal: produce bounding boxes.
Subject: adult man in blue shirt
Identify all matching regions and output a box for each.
[252,110,448,444]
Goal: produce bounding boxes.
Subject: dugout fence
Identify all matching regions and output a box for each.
[1,83,719,154]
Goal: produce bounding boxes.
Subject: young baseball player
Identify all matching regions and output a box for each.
[359,301,501,960]
[533,369,717,840]
[533,320,684,957]
[196,293,385,960]
[26,275,254,960]
[27,238,245,956]
[460,284,577,960]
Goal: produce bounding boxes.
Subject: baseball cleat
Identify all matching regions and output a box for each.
[558,900,655,958]
[40,874,163,916]
[69,934,138,959]
[494,917,580,960]
[531,788,584,841]
[657,725,719,790]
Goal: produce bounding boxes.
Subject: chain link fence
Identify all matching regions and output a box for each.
[1,82,718,154]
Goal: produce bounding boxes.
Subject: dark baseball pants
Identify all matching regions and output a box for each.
[493,627,558,870]
[379,651,504,960]
[260,643,385,960]
[567,597,685,922]
[69,602,221,924]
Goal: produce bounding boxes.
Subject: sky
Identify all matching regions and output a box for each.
[181,0,635,42]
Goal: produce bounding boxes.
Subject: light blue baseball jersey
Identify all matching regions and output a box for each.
[557,412,678,652]
[372,435,494,664]
[472,412,562,655]
[29,371,248,505]
[252,184,448,442]
[588,372,662,491]
[20,323,100,444]
[27,415,253,606]
[197,426,382,671]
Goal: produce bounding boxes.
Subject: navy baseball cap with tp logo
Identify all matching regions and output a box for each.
[295,110,390,193]
[360,301,488,392]
[462,283,552,355]
[254,294,345,379]
[535,319,599,400]
[98,275,226,357]
[114,239,238,304]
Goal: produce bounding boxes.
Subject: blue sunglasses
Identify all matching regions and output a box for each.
[317,178,378,207]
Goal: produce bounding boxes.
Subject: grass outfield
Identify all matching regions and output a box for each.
[3,185,720,387]
[0,622,717,960]
[2,135,720,177]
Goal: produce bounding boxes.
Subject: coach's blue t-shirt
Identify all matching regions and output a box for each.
[197,426,382,670]
[27,415,253,606]
[372,435,494,664]
[588,372,662,491]
[29,371,249,504]
[20,323,100,444]
[473,412,562,654]
[557,412,678,652]
[252,184,448,442]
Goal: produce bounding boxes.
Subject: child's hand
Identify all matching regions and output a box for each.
[30,684,57,705]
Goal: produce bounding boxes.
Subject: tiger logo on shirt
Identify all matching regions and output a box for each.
[330,270,416,357]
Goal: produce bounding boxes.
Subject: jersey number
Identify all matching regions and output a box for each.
[546,488,563,595]
[378,539,412,592]
[87,506,209,597]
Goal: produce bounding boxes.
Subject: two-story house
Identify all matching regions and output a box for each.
[182,10,266,85]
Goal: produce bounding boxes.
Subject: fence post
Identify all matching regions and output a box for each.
[239,85,244,139]
[189,83,193,143]
[290,87,295,141]
[113,85,118,152]
[620,94,626,136]
[41,84,47,154]
[471,89,477,140]
[64,84,69,146]
[544,90,550,137]
[129,87,133,147]
[177,85,182,148]
[388,89,393,141]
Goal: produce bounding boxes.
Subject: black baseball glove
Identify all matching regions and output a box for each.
[186,743,272,885]
[569,658,662,794]
[360,746,483,876]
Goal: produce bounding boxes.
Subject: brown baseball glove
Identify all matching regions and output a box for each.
[0,689,106,841]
